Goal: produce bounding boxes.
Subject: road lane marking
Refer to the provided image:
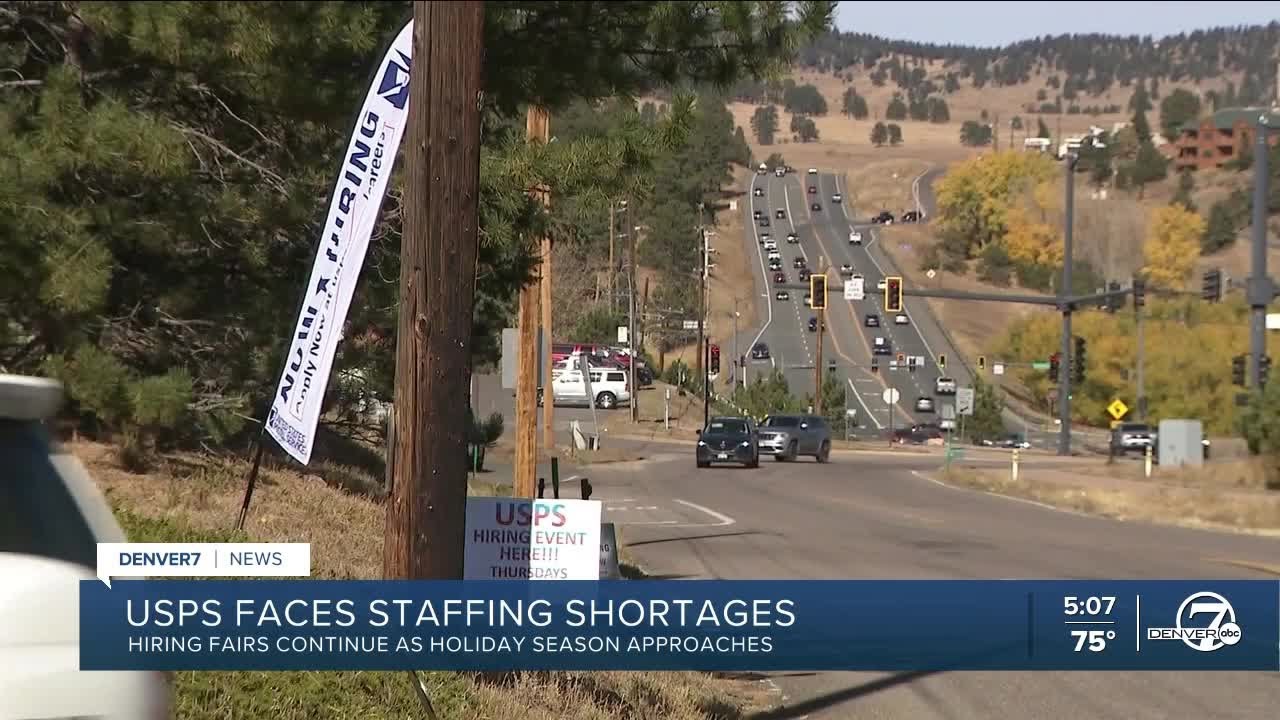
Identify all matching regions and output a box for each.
[1209,559,1280,577]
[673,498,736,527]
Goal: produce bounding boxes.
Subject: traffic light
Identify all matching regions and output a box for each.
[1262,355,1272,387]
[1232,355,1246,386]
[1049,352,1060,381]
[1072,336,1086,384]
[810,273,827,310]
[885,276,903,313]
[1105,280,1124,313]
[977,355,986,371]
[938,354,947,369]
[709,343,721,374]
[1133,276,1145,308]
[1202,268,1222,303]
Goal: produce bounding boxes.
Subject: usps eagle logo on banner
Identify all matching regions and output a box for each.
[265,20,413,465]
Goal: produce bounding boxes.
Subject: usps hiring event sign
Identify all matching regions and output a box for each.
[265,20,413,465]
[464,498,603,581]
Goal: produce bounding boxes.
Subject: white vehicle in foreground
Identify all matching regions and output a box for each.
[849,230,863,244]
[0,375,173,720]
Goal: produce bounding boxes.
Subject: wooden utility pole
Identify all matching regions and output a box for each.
[515,106,550,498]
[384,0,485,581]
[608,202,616,314]
[539,202,553,454]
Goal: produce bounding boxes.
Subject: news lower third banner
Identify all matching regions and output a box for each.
[80,580,1279,672]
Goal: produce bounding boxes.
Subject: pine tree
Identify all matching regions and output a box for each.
[871,122,889,146]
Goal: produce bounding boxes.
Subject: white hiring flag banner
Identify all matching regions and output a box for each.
[265,21,413,465]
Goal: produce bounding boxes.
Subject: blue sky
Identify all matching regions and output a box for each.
[833,1,1279,48]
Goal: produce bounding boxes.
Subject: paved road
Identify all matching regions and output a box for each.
[590,449,1280,719]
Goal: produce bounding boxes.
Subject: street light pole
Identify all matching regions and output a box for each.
[1058,152,1074,456]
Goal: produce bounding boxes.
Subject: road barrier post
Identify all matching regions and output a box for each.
[1011,448,1020,483]
[1144,445,1153,478]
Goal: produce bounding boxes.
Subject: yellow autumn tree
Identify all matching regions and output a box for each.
[936,150,1057,256]
[1003,206,1062,268]
[1142,204,1205,289]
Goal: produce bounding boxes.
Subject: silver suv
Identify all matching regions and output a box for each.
[757,414,832,463]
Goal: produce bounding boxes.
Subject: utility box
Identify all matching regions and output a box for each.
[1157,419,1203,468]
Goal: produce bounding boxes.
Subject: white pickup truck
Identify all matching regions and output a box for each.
[935,376,957,395]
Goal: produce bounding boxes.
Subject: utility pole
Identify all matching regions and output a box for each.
[1135,294,1146,421]
[608,202,616,314]
[1058,148,1076,456]
[696,206,706,383]
[384,0,484,580]
[732,298,740,389]
[540,186,554,455]
[514,105,549,497]
[628,209,638,422]
[1249,115,1272,391]
[814,262,826,415]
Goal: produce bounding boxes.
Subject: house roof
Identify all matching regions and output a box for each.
[1180,107,1279,134]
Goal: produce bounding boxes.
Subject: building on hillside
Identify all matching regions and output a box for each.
[1173,107,1280,171]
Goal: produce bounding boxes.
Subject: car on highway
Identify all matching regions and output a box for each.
[872,337,891,355]
[768,259,782,271]
[803,291,812,306]
[871,210,895,224]
[751,342,770,360]
[773,271,786,283]
[808,316,820,332]
[775,209,786,219]
[832,193,843,203]
[753,187,763,197]
[915,397,935,413]
[935,376,957,395]
[775,290,790,301]
[774,166,786,178]
[901,210,922,223]
[760,231,770,242]
[865,314,880,327]
[810,202,822,212]
[0,375,176,720]
[876,278,887,290]
[767,251,781,263]
[759,217,770,227]
[807,167,818,175]
[807,185,817,194]
[798,268,812,281]
[792,256,806,269]
[1110,423,1155,456]
[763,239,777,251]
[757,414,832,462]
[848,230,863,244]
[983,434,1031,450]
[840,263,855,276]
[894,313,910,325]
[753,209,762,219]
[696,416,759,468]
[786,232,798,243]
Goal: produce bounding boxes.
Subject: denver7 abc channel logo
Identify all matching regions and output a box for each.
[1146,591,1243,652]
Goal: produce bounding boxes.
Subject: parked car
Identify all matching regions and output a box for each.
[757,414,832,462]
[0,375,174,720]
[935,377,957,395]
[538,367,631,409]
[696,417,759,468]
[871,210,895,224]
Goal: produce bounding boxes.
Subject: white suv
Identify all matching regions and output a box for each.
[935,377,957,395]
[540,367,631,409]
[849,230,863,244]
[0,375,172,720]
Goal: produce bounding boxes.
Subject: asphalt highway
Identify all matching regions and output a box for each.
[592,448,1280,720]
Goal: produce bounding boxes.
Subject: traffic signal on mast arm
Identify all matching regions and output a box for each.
[810,272,827,310]
[1072,336,1087,384]
[1049,352,1060,382]
[1202,268,1222,303]
[938,354,947,369]
[1133,275,1146,308]
[709,344,721,374]
[885,276,903,313]
[1232,355,1246,386]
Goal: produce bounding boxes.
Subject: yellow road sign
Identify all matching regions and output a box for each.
[1107,399,1129,420]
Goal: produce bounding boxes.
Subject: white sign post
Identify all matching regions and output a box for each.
[682,319,700,330]
[956,387,975,416]
[617,326,629,344]
[464,497,603,580]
